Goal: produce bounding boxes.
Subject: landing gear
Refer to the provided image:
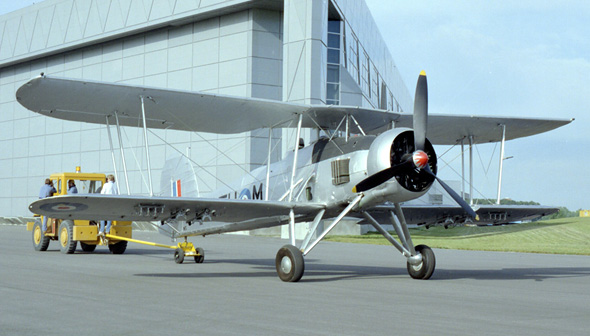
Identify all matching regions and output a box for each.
[362,205,437,280]
[275,245,304,282]
[407,245,436,280]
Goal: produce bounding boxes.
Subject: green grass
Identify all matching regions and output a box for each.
[325,217,590,255]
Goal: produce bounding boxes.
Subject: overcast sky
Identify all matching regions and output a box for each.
[1,1,588,210]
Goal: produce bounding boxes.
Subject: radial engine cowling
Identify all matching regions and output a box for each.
[362,128,437,204]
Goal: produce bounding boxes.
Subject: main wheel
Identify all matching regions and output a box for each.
[174,248,185,264]
[80,242,97,252]
[108,241,127,254]
[194,247,205,263]
[407,244,436,280]
[275,245,304,282]
[58,220,77,254]
[32,219,50,251]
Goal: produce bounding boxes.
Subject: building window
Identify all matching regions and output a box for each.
[327,19,341,105]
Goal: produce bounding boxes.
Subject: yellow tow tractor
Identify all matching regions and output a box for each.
[28,168,132,254]
[27,168,205,263]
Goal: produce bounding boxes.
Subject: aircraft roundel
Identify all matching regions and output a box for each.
[39,202,89,212]
[238,188,251,200]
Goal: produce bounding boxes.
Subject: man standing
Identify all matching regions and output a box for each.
[98,174,118,235]
[38,179,56,232]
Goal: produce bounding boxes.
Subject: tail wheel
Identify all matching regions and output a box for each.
[32,219,50,251]
[58,220,77,254]
[108,241,127,254]
[275,245,304,282]
[407,244,436,280]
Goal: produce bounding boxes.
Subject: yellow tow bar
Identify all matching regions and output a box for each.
[105,234,204,264]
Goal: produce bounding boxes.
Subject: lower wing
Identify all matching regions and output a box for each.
[359,204,559,227]
[30,194,325,236]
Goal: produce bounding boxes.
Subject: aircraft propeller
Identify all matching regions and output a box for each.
[353,71,478,219]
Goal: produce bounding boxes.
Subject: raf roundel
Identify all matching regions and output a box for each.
[238,188,251,200]
[39,202,89,212]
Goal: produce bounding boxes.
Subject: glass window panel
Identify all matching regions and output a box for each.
[328,20,340,33]
[327,64,339,83]
[328,33,340,49]
[327,83,339,100]
[328,49,339,64]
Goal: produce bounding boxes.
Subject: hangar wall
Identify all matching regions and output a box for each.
[0,0,411,219]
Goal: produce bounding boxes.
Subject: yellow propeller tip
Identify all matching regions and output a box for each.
[419,70,426,76]
[352,187,357,193]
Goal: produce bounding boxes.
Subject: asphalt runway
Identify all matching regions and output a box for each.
[1,224,589,336]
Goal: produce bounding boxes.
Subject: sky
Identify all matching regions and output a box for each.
[365,0,590,210]
[1,1,589,210]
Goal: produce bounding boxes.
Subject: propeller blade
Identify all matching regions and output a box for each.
[423,165,478,220]
[353,160,412,193]
[413,71,428,151]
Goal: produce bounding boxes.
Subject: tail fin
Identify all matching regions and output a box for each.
[160,155,200,197]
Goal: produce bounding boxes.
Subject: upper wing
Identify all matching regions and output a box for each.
[359,204,559,227]
[30,194,325,236]
[16,75,572,143]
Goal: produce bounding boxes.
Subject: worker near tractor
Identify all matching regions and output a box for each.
[38,178,56,233]
[98,174,118,236]
[67,180,78,194]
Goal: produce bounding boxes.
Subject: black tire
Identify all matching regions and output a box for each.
[275,245,304,282]
[80,242,97,252]
[58,220,77,254]
[108,241,127,254]
[174,248,185,264]
[32,219,50,251]
[407,244,436,280]
[194,247,205,263]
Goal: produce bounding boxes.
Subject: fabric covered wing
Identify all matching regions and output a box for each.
[30,194,325,235]
[15,75,398,134]
[16,75,571,143]
[359,204,559,226]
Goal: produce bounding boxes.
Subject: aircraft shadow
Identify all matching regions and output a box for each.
[134,257,590,283]
[434,267,590,281]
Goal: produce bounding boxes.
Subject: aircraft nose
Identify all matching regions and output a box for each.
[412,150,429,169]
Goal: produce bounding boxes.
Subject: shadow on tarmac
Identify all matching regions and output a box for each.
[133,256,590,283]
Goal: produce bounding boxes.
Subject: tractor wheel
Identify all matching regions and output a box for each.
[58,220,77,254]
[108,241,127,254]
[80,242,97,252]
[32,219,50,251]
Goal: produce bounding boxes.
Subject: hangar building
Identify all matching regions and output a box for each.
[0,0,412,219]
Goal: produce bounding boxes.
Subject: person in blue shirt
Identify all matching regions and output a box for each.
[38,178,56,232]
[67,180,78,194]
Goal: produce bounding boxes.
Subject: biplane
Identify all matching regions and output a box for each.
[17,71,571,281]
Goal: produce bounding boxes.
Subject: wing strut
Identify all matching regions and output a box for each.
[105,115,121,192]
[114,112,131,195]
[302,194,363,256]
[140,96,154,196]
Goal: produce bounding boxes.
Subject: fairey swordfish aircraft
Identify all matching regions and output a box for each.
[17,71,571,282]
